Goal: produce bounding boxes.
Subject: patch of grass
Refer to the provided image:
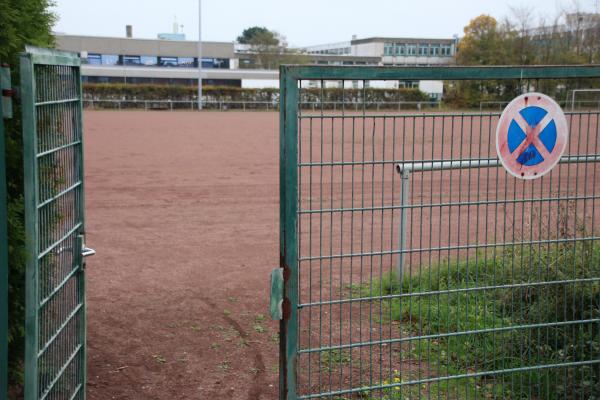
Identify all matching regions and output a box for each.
[255,313,266,322]
[363,239,600,399]
[320,349,354,373]
[216,326,239,341]
[152,355,166,364]
[320,349,352,366]
[218,361,231,372]
[360,370,473,400]
[254,324,266,333]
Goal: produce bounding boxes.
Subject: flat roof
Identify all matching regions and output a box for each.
[54,33,235,59]
[81,64,278,80]
[351,37,456,45]
[53,32,232,46]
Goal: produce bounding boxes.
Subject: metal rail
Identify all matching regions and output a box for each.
[395,155,600,281]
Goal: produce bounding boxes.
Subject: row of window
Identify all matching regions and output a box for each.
[85,54,230,69]
[383,43,454,57]
[309,47,351,55]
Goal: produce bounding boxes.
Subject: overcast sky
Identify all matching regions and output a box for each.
[52,0,599,47]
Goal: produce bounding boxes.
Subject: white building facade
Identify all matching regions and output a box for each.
[56,33,458,99]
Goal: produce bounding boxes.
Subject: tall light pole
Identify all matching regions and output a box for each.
[197,0,203,110]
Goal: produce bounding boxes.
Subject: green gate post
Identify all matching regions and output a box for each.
[279,66,299,400]
[0,64,9,400]
[20,50,39,400]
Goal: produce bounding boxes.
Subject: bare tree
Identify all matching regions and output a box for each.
[508,5,536,63]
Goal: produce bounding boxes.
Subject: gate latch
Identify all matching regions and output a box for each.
[82,246,96,258]
[1,64,13,119]
[78,235,96,260]
[270,268,284,320]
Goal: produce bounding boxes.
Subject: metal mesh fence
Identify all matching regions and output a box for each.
[22,50,86,400]
[0,63,8,400]
[280,68,600,400]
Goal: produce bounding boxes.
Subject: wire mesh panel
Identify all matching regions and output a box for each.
[279,66,600,400]
[21,48,87,400]
[0,64,8,400]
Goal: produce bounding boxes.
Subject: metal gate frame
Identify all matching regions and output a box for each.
[0,63,9,400]
[278,64,600,400]
[21,47,88,400]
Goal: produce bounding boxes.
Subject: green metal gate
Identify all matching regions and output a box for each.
[0,63,9,400]
[277,66,600,399]
[21,47,92,400]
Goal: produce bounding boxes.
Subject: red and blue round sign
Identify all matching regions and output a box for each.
[496,92,568,179]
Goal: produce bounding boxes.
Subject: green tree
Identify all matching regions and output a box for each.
[454,15,521,107]
[0,0,56,393]
[457,14,508,65]
[236,26,279,46]
[236,26,307,69]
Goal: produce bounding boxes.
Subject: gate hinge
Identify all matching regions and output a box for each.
[270,268,284,320]
[1,65,13,119]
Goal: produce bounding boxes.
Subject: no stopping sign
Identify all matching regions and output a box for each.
[496,92,568,179]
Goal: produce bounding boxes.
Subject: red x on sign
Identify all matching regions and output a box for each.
[496,92,569,180]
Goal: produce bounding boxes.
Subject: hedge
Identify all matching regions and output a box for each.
[82,83,431,104]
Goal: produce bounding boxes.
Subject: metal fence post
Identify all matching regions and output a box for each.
[396,166,410,285]
[279,66,299,400]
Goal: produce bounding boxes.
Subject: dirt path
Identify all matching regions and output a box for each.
[84,111,280,400]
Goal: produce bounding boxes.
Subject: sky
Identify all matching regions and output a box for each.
[51,0,599,47]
